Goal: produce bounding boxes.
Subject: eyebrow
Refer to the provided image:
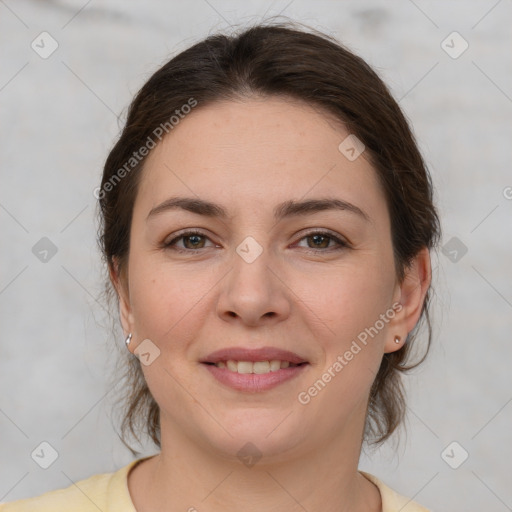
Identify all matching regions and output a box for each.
[147,196,371,223]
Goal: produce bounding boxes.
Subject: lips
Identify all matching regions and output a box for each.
[201,346,310,391]
[201,346,308,365]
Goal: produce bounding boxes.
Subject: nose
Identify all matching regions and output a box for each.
[216,245,291,327]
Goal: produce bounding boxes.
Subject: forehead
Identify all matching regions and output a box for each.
[136,97,388,225]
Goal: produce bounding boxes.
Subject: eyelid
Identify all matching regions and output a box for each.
[162,228,216,249]
[297,227,348,241]
[163,228,350,254]
[293,228,350,249]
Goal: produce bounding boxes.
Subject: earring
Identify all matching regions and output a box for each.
[125,333,132,347]
[394,335,401,344]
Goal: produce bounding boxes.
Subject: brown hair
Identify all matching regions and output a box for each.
[98,20,441,452]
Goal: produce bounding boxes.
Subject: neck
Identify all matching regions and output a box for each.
[128,410,381,512]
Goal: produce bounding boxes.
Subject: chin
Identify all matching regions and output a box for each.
[200,410,308,463]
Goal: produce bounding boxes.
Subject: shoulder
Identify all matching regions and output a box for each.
[0,459,144,512]
[360,471,432,512]
[0,472,114,512]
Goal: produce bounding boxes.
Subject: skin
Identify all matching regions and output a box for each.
[113,96,431,512]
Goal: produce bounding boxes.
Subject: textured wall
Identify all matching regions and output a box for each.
[1,1,511,510]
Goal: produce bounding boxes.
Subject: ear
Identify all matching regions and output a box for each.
[384,247,432,354]
[109,257,135,348]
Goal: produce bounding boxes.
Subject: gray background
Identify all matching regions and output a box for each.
[1,1,511,511]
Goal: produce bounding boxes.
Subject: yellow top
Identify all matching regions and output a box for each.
[0,457,430,511]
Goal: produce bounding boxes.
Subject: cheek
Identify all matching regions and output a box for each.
[128,252,217,347]
[126,262,228,431]
[302,257,395,343]
[127,257,210,393]
[295,265,394,419]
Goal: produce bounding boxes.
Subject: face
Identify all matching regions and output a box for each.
[116,97,425,462]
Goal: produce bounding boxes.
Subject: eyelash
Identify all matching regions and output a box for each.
[163,229,349,254]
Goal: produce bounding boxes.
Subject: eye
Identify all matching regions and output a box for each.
[163,230,216,252]
[163,229,349,254]
[295,230,349,252]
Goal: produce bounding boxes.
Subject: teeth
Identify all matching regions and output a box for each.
[237,361,253,374]
[214,360,299,374]
[253,361,270,374]
[226,360,238,372]
[270,360,281,371]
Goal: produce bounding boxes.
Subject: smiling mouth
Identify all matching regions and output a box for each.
[203,360,308,374]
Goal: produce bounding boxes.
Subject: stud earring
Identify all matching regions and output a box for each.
[394,335,401,344]
[125,333,132,347]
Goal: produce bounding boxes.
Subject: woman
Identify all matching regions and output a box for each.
[1,21,440,512]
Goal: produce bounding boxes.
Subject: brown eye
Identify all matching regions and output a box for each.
[307,233,331,249]
[296,231,348,252]
[164,230,214,252]
[182,234,206,249]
